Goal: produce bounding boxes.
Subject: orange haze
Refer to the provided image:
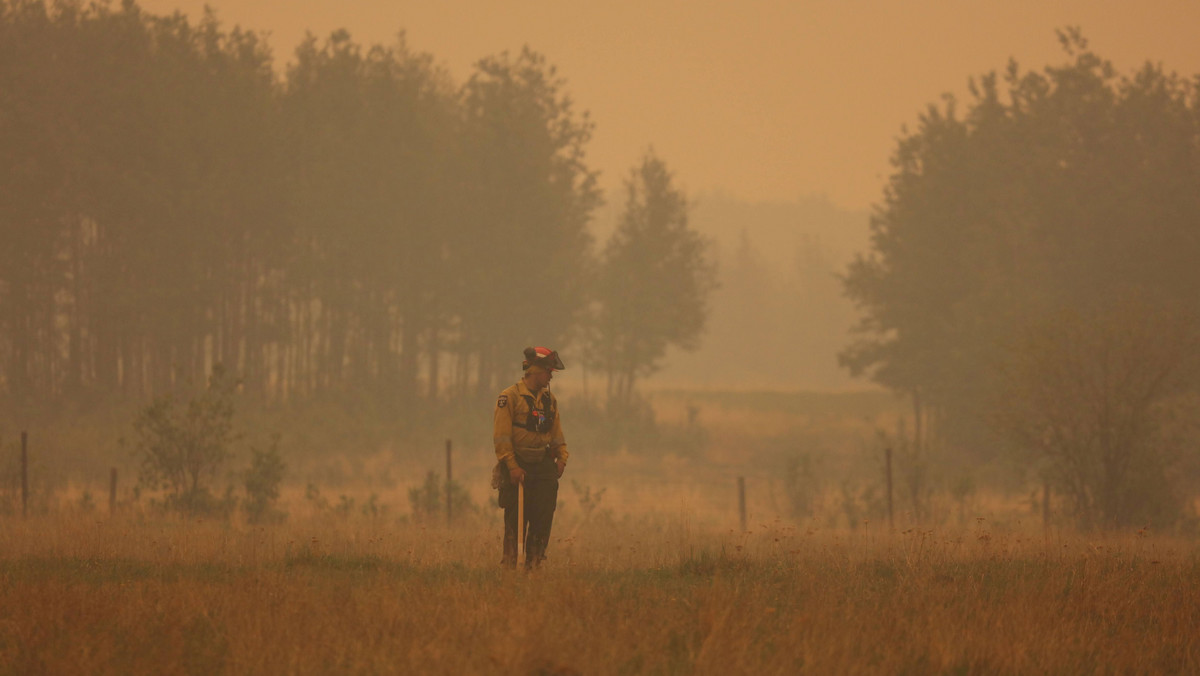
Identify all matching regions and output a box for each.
[137,1,1200,211]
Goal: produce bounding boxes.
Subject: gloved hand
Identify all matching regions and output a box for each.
[555,459,565,478]
[509,467,526,485]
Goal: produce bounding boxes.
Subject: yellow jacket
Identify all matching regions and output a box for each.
[493,380,568,470]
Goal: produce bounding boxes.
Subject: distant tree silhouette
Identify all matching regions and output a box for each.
[590,151,717,403]
[0,3,604,415]
[453,47,601,396]
[842,28,1200,468]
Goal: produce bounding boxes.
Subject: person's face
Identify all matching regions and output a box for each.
[530,368,553,389]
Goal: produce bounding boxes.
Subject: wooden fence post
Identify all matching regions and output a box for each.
[21,431,28,518]
[885,447,894,530]
[1042,480,1050,532]
[737,476,747,532]
[110,468,118,515]
[445,439,452,525]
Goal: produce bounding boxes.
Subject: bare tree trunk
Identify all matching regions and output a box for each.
[65,218,87,395]
[426,326,440,400]
[8,286,33,399]
[398,309,419,401]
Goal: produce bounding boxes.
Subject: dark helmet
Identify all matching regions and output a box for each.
[522,346,565,371]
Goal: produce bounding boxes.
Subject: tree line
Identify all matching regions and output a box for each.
[0,1,715,410]
[842,29,1200,528]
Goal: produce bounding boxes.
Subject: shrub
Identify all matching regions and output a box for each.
[133,365,239,515]
[408,471,476,522]
[244,434,286,523]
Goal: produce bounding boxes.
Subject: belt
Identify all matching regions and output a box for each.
[513,445,550,462]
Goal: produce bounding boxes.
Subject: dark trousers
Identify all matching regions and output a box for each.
[499,455,559,567]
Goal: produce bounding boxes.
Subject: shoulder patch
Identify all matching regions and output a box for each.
[497,394,508,408]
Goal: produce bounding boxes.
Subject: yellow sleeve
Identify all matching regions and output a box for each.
[549,403,568,464]
[493,392,518,471]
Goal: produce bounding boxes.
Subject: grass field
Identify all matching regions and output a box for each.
[2,388,1196,673]
[2,508,1198,675]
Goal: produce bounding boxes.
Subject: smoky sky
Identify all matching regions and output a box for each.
[139,0,1200,210]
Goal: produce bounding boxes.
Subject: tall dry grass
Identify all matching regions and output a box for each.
[1,505,1197,675]
[2,387,1194,673]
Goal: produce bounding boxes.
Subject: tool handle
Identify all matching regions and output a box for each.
[517,481,525,565]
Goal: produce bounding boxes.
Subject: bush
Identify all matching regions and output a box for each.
[244,435,287,523]
[994,301,1200,529]
[408,471,476,522]
[133,365,239,515]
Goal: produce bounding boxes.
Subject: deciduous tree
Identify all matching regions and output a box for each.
[591,152,716,403]
[841,29,1200,465]
[134,365,239,513]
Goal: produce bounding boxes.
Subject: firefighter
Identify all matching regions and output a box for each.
[493,346,568,568]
